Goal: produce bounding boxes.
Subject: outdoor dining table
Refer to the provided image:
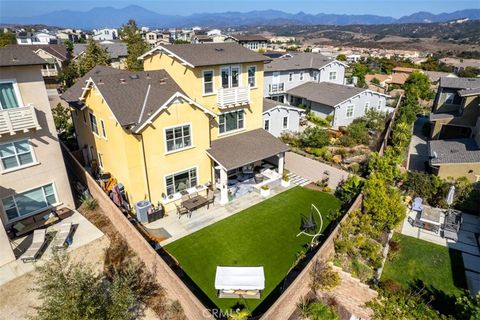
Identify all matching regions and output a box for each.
[181,195,208,213]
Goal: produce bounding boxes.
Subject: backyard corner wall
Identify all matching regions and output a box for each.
[60,143,214,320]
[259,193,364,320]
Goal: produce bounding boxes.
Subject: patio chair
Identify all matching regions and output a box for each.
[412,197,423,212]
[207,190,215,209]
[176,203,189,219]
[181,194,190,202]
[21,229,47,263]
[51,222,73,251]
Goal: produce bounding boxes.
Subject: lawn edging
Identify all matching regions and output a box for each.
[260,193,364,319]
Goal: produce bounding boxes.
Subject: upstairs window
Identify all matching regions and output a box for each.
[346,105,354,118]
[364,102,370,113]
[203,70,214,94]
[0,82,20,109]
[264,119,270,132]
[282,116,288,129]
[313,71,319,81]
[247,66,256,87]
[329,71,337,81]
[219,110,244,134]
[221,66,240,89]
[300,71,304,81]
[100,119,107,139]
[89,112,99,135]
[288,72,293,82]
[165,124,192,152]
[0,140,35,171]
[377,100,382,110]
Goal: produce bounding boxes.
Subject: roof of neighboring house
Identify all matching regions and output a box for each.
[206,128,290,170]
[439,77,480,89]
[262,98,303,113]
[6,44,68,61]
[287,82,367,107]
[73,42,127,59]
[139,43,269,67]
[423,71,456,83]
[61,65,192,129]
[429,139,480,165]
[389,73,409,85]
[264,52,341,72]
[458,87,480,97]
[365,74,390,83]
[0,46,46,67]
[392,67,418,73]
[231,35,269,42]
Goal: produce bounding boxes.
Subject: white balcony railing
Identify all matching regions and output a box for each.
[269,83,285,94]
[217,86,250,108]
[0,105,41,136]
[41,69,58,77]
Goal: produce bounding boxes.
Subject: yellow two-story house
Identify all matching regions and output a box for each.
[62,43,289,212]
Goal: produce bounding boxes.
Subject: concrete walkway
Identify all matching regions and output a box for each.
[407,117,429,172]
[285,152,350,189]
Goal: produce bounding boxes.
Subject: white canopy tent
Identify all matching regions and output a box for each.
[214,266,265,299]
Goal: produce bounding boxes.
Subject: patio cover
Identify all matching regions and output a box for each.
[214,266,265,290]
[206,128,290,171]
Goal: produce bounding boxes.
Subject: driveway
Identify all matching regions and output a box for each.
[407,117,429,172]
[285,152,350,189]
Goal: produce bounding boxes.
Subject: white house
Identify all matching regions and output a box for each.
[263,52,347,103]
[92,28,118,41]
[263,98,304,137]
[16,32,57,45]
[286,82,390,128]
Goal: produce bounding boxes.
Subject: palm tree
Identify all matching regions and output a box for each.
[307,301,340,320]
[296,296,310,319]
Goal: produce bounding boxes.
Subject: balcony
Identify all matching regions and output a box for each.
[268,83,285,94]
[0,105,41,136]
[41,69,58,77]
[217,86,250,108]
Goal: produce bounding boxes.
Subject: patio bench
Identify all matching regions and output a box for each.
[11,207,74,238]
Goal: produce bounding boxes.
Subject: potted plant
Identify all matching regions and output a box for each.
[281,173,290,188]
[260,185,270,197]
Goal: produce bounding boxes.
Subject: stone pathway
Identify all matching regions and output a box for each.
[285,152,350,189]
[286,172,311,187]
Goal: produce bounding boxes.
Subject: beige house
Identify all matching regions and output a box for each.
[0,46,74,266]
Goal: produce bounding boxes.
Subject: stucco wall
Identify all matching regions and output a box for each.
[436,163,480,183]
[0,65,74,228]
[263,107,302,137]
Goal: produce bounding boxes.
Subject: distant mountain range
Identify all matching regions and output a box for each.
[1,6,480,29]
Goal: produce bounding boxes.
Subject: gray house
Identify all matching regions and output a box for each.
[263,98,304,137]
[263,52,347,102]
[287,82,389,128]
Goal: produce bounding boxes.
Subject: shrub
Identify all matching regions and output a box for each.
[322,186,332,193]
[339,120,370,147]
[307,113,331,127]
[351,258,373,281]
[306,301,340,320]
[300,127,330,148]
[323,150,333,161]
[80,194,98,211]
[379,279,402,294]
[335,175,363,203]
[309,259,341,292]
[350,162,360,174]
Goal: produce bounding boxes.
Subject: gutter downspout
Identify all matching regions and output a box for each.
[134,132,152,203]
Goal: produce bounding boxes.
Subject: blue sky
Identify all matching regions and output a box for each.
[1,0,478,18]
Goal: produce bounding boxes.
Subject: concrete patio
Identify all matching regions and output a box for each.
[145,184,292,246]
[401,207,480,295]
[0,210,104,286]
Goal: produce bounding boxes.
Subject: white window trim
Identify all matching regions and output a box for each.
[329,71,337,81]
[220,65,242,89]
[2,182,60,223]
[299,71,304,81]
[264,119,270,132]
[164,166,199,196]
[364,102,370,113]
[346,104,355,118]
[288,72,293,82]
[164,123,194,155]
[0,138,39,174]
[282,115,289,130]
[202,69,215,96]
[0,79,24,109]
[88,112,99,137]
[100,119,107,139]
[247,65,257,88]
[218,110,246,136]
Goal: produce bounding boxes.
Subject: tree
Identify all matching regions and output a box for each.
[455,292,480,320]
[336,54,347,61]
[77,39,110,76]
[57,61,79,88]
[458,66,480,78]
[119,19,149,71]
[52,103,73,136]
[0,31,16,47]
[371,77,381,85]
[335,175,363,203]
[352,63,368,88]
[403,71,434,100]
[340,119,370,146]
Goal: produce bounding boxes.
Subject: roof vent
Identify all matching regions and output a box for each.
[120,78,126,84]
[215,48,224,52]
[433,151,438,158]
[146,73,151,79]
[451,149,459,153]
[159,77,167,84]
[129,74,139,80]
[98,79,104,85]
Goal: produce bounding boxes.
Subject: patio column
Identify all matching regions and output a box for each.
[278,152,285,175]
[219,167,229,205]
[0,226,15,267]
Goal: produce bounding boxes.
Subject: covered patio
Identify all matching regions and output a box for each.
[206,129,290,205]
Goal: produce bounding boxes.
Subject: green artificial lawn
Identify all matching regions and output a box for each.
[381,233,467,297]
[164,187,341,313]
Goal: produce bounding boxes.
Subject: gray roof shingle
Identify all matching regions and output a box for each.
[287,82,366,107]
[263,98,302,113]
[458,87,480,97]
[0,46,46,67]
[429,139,480,165]
[61,65,185,129]
[265,52,336,72]
[207,128,290,170]
[439,77,480,89]
[147,43,269,67]
[73,43,128,59]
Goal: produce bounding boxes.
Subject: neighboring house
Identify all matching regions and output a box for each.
[440,58,480,74]
[62,43,288,210]
[365,73,409,88]
[263,98,303,137]
[226,35,269,52]
[92,29,117,41]
[263,52,347,102]
[0,46,74,266]
[430,77,480,140]
[346,54,362,63]
[423,71,457,84]
[142,31,171,47]
[73,42,128,69]
[16,32,57,45]
[286,82,389,128]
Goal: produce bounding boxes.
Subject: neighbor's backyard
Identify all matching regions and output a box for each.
[381,233,467,297]
[164,187,342,313]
